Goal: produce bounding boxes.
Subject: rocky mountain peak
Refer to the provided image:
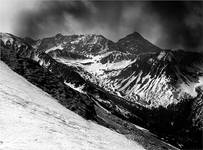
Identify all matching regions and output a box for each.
[122,31,143,39]
[117,31,162,54]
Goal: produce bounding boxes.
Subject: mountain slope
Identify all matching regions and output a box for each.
[0,33,181,150]
[1,32,202,149]
[108,50,203,108]
[34,33,120,56]
[0,61,146,150]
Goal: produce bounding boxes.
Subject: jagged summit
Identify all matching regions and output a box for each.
[33,33,119,56]
[117,31,162,54]
[121,31,143,39]
[19,31,162,56]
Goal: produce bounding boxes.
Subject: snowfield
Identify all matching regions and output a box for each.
[0,61,145,150]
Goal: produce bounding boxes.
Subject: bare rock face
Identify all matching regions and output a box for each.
[191,88,203,130]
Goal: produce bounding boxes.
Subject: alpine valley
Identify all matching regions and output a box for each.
[0,32,202,150]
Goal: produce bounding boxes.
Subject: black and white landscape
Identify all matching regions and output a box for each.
[0,1,203,150]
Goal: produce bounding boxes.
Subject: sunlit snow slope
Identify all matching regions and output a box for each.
[0,61,145,150]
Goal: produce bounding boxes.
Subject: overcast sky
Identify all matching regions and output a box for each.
[0,0,203,51]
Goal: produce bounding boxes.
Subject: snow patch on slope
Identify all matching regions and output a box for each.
[45,44,63,53]
[56,53,133,78]
[179,76,203,97]
[0,33,14,45]
[64,81,86,94]
[157,51,166,60]
[0,61,145,150]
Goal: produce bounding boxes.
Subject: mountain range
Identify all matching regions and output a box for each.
[0,32,202,149]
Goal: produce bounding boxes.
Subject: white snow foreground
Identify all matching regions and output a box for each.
[0,61,145,150]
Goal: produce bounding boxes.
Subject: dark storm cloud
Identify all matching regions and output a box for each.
[17,0,203,51]
[18,0,93,38]
[148,1,203,51]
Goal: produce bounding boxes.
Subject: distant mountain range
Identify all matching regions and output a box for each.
[0,32,202,149]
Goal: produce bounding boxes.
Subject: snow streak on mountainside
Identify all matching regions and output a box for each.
[0,61,145,150]
[28,33,203,108]
[111,50,203,107]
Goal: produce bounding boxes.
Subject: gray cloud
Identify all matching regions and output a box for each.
[148,1,203,51]
[17,0,203,51]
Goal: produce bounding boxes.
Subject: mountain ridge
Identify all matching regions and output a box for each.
[0,32,202,149]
